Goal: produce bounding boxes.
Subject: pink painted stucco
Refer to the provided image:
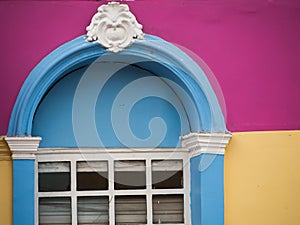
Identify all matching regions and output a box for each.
[0,0,299,135]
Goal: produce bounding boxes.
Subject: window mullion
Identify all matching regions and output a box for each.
[146,159,152,225]
[183,158,191,225]
[71,159,77,225]
[35,160,39,225]
[109,159,115,225]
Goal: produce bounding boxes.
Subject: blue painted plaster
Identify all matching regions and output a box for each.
[191,154,225,225]
[190,156,201,225]
[32,64,188,147]
[13,160,35,225]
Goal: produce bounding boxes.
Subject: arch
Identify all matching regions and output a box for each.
[7,34,230,225]
[8,35,226,136]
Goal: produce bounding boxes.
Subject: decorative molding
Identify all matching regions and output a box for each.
[86,2,144,53]
[37,148,189,155]
[0,137,11,161]
[5,137,41,160]
[181,132,232,157]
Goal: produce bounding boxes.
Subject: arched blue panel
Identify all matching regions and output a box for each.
[32,64,189,148]
[8,35,227,136]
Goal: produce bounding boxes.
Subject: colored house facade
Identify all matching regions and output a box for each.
[0,1,299,225]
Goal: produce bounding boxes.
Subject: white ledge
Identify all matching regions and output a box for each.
[181,132,232,157]
[5,136,42,159]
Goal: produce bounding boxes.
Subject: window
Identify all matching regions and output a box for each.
[36,149,190,225]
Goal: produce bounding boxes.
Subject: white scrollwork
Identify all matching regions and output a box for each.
[86,2,144,52]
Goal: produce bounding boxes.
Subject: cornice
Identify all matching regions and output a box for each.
[181,132,232,157]
[5,137,41,160]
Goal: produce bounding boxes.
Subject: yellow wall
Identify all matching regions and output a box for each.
[225,131,300,225]
[0,137,12,225]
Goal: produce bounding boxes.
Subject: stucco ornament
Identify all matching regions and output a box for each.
[86,2,144,53]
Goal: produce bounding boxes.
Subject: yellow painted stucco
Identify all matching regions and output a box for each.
[224,130,300,225]
[0,137,12,225]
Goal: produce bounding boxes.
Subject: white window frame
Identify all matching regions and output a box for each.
[35,148,191,225]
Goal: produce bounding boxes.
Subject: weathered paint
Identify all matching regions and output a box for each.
[0,137,12,225]
[224,131,300,225]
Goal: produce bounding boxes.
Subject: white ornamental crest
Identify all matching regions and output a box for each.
[86,2,144,53]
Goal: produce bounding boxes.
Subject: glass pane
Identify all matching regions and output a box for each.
[38,162,70,192]
[39,197,71,225]
[114,160,146,190]
[115,195,147,225]
[152,160,183,189]
[153,195,184,224]
[78,196,109,225]
[77,161,108,191]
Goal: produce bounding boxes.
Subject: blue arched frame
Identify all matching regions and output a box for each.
[8,35,228,225]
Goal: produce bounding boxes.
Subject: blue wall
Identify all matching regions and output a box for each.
[32,64,191,148]
[13,160,35,225]
[190,156,201,225]
[191,154,224,225]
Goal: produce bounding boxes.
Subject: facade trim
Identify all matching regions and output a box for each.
[86,2,144,52]
[5,137,41,159]
[181,132,232,157]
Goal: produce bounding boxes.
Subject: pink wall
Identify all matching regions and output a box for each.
[0,0,299,135]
